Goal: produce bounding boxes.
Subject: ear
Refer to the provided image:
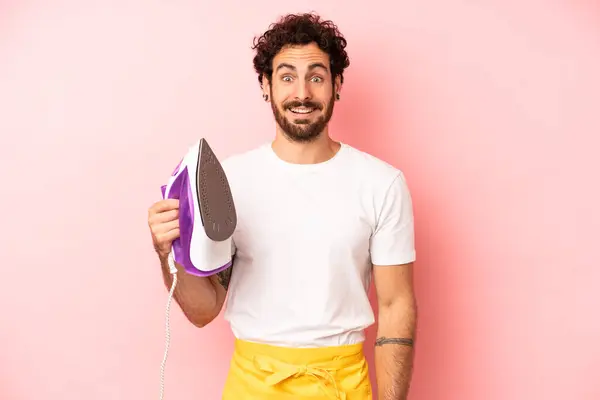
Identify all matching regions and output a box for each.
[334,75,342,96]
[261,74,271,97]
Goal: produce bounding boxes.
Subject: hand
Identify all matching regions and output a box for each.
[148,199,180,259]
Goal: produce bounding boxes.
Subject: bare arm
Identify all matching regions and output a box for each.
[159,254,232,328]
[149,198,233,328]
[373,262,417,400]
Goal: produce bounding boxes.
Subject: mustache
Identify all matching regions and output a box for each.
[284,100,322,110]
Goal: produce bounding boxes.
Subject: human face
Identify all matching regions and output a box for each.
[266,42,339,143]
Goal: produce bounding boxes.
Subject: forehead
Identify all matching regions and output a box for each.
[272,42,330,73]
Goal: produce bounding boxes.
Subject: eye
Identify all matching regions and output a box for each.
[282,75,293,82]
[311,76,323,83]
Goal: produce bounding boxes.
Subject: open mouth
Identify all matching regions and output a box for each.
[289,107,316,114]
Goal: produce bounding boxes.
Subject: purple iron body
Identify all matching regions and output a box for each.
[161,138,236,276]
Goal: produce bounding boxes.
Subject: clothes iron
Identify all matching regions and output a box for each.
[161,138,237,276]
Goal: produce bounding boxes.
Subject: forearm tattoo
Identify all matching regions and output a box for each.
[375,337,414,347]
[216,267,232,290]
[216,255,235,290]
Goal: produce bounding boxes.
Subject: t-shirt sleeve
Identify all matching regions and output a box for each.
[369,171,416,266]
[231,238,237,257]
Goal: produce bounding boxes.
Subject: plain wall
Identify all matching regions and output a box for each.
[1,1,599,399]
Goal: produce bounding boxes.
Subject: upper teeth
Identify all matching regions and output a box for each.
[291,107,314,114]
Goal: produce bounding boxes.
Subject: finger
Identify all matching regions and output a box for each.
[156,228,180,244]
[150,220,179,239]
[149,209,179,225]
[149,199,179,214]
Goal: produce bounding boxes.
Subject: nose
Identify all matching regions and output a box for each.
[295,80,312,101]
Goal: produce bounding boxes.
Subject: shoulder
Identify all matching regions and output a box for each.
[338,144,413,220]
[340,143,407,189]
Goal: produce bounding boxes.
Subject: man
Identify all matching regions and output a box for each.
[147,13,417,400]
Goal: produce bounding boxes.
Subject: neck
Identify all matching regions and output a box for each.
[272,127,341,165]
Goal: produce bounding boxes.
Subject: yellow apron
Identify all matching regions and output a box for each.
[222,339,373,400]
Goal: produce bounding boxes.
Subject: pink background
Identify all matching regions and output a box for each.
[1,1,599,399]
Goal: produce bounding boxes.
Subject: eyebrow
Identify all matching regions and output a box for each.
[275,62,329,73]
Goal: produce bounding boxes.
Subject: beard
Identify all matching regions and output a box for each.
[270,90,335,143]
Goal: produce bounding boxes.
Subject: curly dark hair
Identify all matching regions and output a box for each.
[251,13,350,88]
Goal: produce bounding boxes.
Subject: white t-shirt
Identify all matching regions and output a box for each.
[221,142,416,348]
